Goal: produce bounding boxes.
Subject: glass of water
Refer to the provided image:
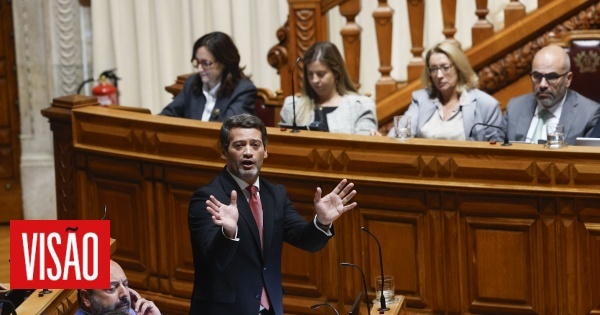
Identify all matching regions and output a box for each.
[374,275,398,305]
[394,115,411,139]
[545,123,567,149]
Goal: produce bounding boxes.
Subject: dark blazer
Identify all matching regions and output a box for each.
[188,168,333,315]
[160,75,256,121]
[590,118,600,138]
[503,90,600,145]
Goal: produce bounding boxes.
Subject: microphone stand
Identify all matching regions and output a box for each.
[290,57,302,133]
[310,303,340,315]
[361,227,389,311]
[469,123,512,146]
[341,262,371,315]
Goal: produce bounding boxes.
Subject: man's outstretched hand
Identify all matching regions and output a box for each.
[314,179,357,225]
[206,191,240,238]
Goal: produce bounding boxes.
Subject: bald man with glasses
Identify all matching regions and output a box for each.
[503,45,600,145]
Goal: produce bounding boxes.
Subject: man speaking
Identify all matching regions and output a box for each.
[188,114,357,315]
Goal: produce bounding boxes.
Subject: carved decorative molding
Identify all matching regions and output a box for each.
[68,105,600,192]
[478,2,600,94]
[57,138,75,219]
[15,2,35,135]
[55,0,80,96]
[573,50,600,73]
[295,9,317,54]
[268,20,289,72]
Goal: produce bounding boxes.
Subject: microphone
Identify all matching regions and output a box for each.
[341,262,371,315]
[361,227,390,311]
[310,303,340,315]
[469,123,512,146]
[290,56,302,133]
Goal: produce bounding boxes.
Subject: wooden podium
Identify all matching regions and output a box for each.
[41,95,600,314]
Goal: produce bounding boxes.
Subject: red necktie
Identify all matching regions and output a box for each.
[246,185,269,310]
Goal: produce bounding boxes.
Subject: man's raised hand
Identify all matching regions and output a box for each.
[206,190,239,238]
[314,179,357,225]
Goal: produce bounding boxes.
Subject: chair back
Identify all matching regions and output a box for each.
[549,30,600,103]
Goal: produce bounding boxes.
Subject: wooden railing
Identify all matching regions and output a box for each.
[268,0,600,130]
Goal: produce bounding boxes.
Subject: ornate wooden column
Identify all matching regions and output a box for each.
[339,0,362,89]
[41,95,98,219]
[284,0,329,98]
[440,0,459,47]
[504,0,527,27]
[373,0,395,101]
[472,0,494,46]
[406,0,425,81]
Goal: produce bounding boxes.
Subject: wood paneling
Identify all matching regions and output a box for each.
[0,0,22,222]
[42,96,600,315]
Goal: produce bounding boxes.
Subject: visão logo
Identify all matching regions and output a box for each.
[10,220,110,289]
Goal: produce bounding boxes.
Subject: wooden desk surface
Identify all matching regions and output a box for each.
[15,289,77,315]
[371,295,406,315]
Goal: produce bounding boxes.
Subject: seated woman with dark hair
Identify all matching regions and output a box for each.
[160,31,256,122]
[388,42,502,141]
[279,41,377,135]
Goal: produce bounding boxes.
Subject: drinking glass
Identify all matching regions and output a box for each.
[545,123,567,149]
[374,275,398,305]
[394,115,411,139]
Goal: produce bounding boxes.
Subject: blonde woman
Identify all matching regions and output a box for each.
[388,42,502,141]
[280,42,377,135]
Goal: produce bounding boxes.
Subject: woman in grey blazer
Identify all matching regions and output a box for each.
[279,42,377,135]
[388,42,502,141]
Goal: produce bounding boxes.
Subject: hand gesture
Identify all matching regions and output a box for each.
[206,190,239,238]
[314,179,357,225]
[129,288,161,315]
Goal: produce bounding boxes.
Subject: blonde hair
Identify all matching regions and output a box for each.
[296,42,357,124]
[421,42,478,99]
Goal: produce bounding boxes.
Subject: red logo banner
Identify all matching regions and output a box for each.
[10,220,110,289]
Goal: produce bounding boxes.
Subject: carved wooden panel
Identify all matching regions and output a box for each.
[464,216,544,314]
[162,166,207,299]
[78,154,149,288]
[362,208,431,309]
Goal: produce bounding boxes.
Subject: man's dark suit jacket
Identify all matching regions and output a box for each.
[590,118,600,138]
[160,75,256,121]
[503,89,600,145]
[188,168,333,315]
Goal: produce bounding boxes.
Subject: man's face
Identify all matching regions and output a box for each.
[83,261,131,314]
[531,48,572,108]
[222,127,267,185]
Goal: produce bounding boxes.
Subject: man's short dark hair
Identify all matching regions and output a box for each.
[220,114,268,151]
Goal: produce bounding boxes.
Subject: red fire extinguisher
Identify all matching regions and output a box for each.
[93,75,118,106]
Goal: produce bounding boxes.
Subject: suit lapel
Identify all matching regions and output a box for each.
[259,178,274,260]
[220,170,263,254]
[212,95,231,121]
[461,91,476,136]
[516,97,536,140]
[421,99,438,129]
[325,97,347,132]
[558,90,577,137]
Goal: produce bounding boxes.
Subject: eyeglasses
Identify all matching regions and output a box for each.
[530,71,568,85]
[191,58,216,69]
[428,64,454,76]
